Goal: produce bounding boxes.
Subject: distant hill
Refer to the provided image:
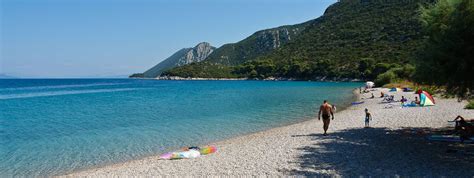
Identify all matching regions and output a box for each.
[259,0,427,79]
[204,22,311,65]
[132,42,216,78]
[164,0,432,80]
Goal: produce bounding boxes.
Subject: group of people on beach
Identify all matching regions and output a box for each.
[380,91,421,106]
[317,100,373,135]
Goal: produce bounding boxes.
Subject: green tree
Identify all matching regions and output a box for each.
[254,60,276,78]
[371,63,391,79]
[358,58,375,79]
[415,0,474,96]
[375,71,397,86]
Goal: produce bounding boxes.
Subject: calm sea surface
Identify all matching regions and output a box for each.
[0,79,361,176]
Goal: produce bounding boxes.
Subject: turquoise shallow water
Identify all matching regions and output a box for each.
[0,79,361,176]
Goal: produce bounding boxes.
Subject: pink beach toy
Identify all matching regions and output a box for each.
[159,152,173,160]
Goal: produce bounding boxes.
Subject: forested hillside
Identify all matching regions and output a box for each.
[164,0,433,81]
[204,22,310,65]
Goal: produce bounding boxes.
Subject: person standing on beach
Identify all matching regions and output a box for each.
[364,108,372,127]
[318,100,334,135]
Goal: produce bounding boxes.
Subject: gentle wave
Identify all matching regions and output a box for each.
[0,83,130,91]
[0,88,141,100]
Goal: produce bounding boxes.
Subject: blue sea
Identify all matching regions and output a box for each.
[0,79,361,176]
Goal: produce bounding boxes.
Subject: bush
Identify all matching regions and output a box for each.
[383,80,416,88]
[378,63,416,87]
[375,71,397,86]
[465,100,474,109]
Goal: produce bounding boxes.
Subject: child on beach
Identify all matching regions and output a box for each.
[364,108,372,127]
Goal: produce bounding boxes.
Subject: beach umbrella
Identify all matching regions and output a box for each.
[366,81,374,88]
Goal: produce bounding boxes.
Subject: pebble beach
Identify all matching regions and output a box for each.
[64,88,474,177]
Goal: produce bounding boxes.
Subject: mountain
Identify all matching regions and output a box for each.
[164,0,432,80]
[156,21,312,79]
[258,0,427,79]
[134,42,216,78]
[204,22,311,65]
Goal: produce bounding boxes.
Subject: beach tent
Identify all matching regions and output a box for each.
[389,87,402,92]
[366,81,375,88]
[416,90,435,106]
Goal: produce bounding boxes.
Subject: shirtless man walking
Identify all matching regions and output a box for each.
[318,100,334,135]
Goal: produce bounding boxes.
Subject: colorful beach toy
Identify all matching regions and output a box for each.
[159,152,173,160]
[200,146,217,155]
[159,146,217,160]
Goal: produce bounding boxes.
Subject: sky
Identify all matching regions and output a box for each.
[1,0,336,78]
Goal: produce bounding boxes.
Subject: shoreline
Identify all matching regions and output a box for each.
[64,88,474,176]
[132,76,364,82]
[60,88,360,176]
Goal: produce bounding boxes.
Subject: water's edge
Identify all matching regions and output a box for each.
[63,88,361,176]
